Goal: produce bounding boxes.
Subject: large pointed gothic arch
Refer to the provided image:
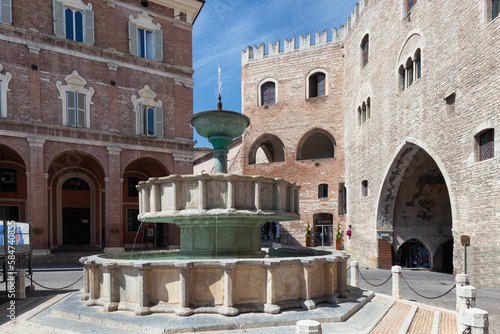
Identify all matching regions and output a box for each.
[376,139,455,271]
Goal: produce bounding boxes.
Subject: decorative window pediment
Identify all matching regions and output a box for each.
[0,62,12,118]
[56,70,94,128]
[131,85,163,138]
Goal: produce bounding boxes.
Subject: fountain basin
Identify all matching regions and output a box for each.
[190,110,250,139]
[80,250,349,316]
[137,173,300,258]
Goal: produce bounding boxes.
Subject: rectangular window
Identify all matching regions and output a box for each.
[493,0,500,20]
[479,130,494,161]
[0,79,2,116]
[66,91,86,127]
[138,28,154,60]
[445,93,456,115]
[0,168,16,192]
[128,177,140,197]
[309,73,325,98]
[127,208,141,232]
[338,183,347,215]
[142,106,155,136]
[0,205,19,221]
[362,39,369,67]
[65,8,84,42]
[318,184,328,198]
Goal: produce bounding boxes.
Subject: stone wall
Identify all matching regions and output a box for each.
[342,0,500,287]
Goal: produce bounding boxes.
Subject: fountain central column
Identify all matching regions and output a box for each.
[209,134,232,174]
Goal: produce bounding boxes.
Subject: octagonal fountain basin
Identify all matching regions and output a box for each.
[80,249,349,317]
[136,173,301,259]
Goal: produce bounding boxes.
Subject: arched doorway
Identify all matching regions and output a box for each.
[48,151,104,248]
[0,145,27,222]
[396,239,431,269]
[377,143,453,271]
[61,177,91,245]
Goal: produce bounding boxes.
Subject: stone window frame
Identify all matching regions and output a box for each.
[476,128,495,162]
[306,68,328,99]
[56,70,94,128]
[131,85,163,138]
[53,0,94,44]
[128,11,163,61]
[398,48,423,93]
[258,78,278,106]
[0,0,12,25]
[357,97,371,126]
[0,62,12,118]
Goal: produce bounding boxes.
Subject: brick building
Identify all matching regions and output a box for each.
[194,0,499,288]
[0,0,204,253]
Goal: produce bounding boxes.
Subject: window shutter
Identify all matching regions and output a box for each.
[83,8,94,45]
[128,21,138,56]
[154,106,163,138]
[66,91,76,126]
[77,92,86,127]
[135,103,142,135]
[153,28,163,61]
[53,0,65,38]
[0,80,3,116]
[1,0,12,25]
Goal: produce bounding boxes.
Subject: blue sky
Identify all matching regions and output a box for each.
[192,0,359,148]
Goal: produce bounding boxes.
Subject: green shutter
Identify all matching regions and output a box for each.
[153,29,163,61]
[83,8,94,45]
[154,106,163,138]
[1,0,12,25]
[53,0,65,38]
[128,21,138,56]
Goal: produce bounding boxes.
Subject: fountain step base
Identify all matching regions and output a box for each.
[26,288,377,334]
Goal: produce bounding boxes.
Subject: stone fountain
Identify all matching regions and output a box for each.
[80,95,349,317]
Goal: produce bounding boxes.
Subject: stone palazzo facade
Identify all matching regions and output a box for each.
[0,0,204,253]
[210,0,499,288]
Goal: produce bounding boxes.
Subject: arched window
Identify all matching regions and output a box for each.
[357,106,362,126]
[366,97,371,120]
[338,183,347,215]
[477,129,494,161]
[493,0,500,20]
[398,65,406,92]
[298,131,335,160]
[361,180,368,197]
[249,135,285,165]
[261,82,275,105]
[308,72,325,98]
[362,102,367,124]
[414,49,421,80]
[318,184,328,198]
[361,34,369,67]
[406,58,413,87]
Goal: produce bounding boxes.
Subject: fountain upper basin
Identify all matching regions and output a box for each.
[137,173,300,258]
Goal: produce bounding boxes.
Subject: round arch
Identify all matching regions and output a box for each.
[248,134,286,165]
[296,128,336,160]
[0,144,28,222]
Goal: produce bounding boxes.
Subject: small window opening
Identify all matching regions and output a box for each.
[445,93,456,115]
[362,180,368,197]
[318,184,328,198]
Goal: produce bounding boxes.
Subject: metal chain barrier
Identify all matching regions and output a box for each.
[31,275,83,291]
[400,272,456,300]
[357,267,392,287]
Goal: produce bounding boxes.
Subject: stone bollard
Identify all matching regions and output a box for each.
[462,308,489,334]
[456,273,470,312]
[457,284,477,332]
[14,270,26,300]
[296,319,322,334]
[391,265,402,299]
[351,261,359,287]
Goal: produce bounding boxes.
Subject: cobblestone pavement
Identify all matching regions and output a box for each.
[352,267,499,333]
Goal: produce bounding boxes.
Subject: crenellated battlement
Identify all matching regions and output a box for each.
[242,0,367,65]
